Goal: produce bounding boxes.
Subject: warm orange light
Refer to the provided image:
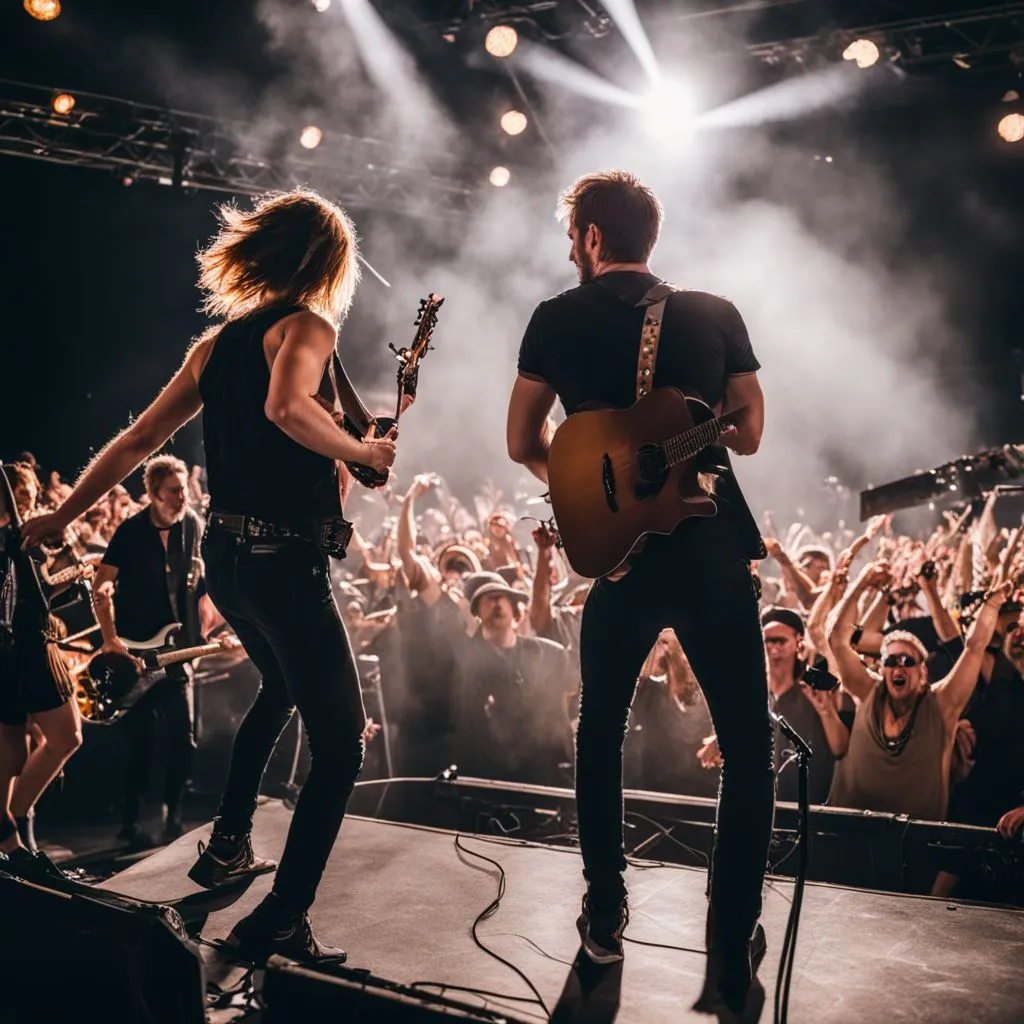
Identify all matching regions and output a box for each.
[24,0,61,21]
[485,25,518,58]
[52,93,75,115]
[299,125,323,149]
[489,166,511,187]
[997,113,1024,143]
[500,110,528,136]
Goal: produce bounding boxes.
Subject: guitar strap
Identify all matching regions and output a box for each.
[633,282,678,400]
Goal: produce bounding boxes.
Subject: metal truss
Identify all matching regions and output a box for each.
[0,80,475,219]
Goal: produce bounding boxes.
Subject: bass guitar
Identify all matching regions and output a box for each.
[546,388,741,579]
[78,623,226,724]
[328,294,443,489]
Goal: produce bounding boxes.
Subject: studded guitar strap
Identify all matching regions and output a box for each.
[634,282,677,400]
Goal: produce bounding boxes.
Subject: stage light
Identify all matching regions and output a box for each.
[485,25,518,58]
[51,93,75,115]
[489,166,511,187]
[998,113,1024,143]
[299,125,323,149]
[312,0,331,10]
[500,110,527,136]
[842,39,880,69]
[23,0,61,20]
[640,79,695,134]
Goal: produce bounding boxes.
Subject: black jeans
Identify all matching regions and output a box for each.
[203,527,366,915]
[576,535,774,943]
[122,673,195,829]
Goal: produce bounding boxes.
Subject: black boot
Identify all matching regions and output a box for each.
[187,828,277,889]
[15,813,37,855]
[4,847,73,889]
[694,922,767,1017]
[226,893,347,967]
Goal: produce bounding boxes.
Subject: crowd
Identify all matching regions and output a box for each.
[4,448,1024,901]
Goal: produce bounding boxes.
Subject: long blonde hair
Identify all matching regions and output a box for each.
[196,188,360,323]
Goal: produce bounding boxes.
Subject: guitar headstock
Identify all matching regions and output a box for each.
[391,293,444,391]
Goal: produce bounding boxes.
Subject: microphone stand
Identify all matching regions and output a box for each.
[770,710,812,1024]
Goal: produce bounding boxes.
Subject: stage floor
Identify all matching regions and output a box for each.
[100,801,1024,1023]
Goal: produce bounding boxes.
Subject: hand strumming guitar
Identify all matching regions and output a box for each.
[357,425,398,475]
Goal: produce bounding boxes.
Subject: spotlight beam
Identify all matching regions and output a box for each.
[601,0,662,83]
[514,42,638,109]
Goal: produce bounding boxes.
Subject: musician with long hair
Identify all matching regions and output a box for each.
[22,188,398,965]
[506,170,771,1015]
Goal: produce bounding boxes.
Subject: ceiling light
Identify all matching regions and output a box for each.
[997,113,1024,143]
[842,39,880,69]
[485,25,518,59]
[51,92,75,115]
[299,125,323,149]
[312,0,331,11]
[489,166,511,187]
[23,0,61,20]
[500,110,528,136]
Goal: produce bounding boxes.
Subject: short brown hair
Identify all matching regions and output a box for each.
[196,188,360,323]
[143,455,188,499]
[556,170,663,264]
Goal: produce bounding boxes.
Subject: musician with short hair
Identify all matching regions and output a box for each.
[91,454,204,847]
[22,187,399,967]
[506,170,770,1014]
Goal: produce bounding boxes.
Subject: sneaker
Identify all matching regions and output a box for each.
[694,923,767,1016]
[187,832,277,889]
[4,847,74,889]
[227,899,347,967]
[576,893,629,965]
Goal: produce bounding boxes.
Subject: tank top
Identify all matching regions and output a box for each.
[198,306,341,529]
[828,680,949,820]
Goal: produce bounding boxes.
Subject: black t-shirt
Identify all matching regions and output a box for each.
[518,271,763,561]
[102,508,202,648]
[518,272,759,414]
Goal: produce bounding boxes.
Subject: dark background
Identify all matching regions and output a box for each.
[2,0,1022,510]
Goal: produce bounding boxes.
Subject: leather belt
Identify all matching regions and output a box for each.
[209,511,309,542]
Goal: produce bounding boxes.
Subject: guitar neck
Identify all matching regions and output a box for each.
[155,643,222,668]
[664,410,741,467]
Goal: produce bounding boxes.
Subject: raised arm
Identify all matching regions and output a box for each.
[828,561,890,703]
[396,475,442,607]
[918,562,960,644]
[763,535,817,610]
[933,573,1015,729]
[529,523,558,636]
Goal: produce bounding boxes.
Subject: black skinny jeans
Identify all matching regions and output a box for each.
[203,527,366,915]
[122,674,195,829]
[576,535,775,944]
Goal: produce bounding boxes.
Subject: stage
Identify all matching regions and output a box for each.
[96,800,1024,1023]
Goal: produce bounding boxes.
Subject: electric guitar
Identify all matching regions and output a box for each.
[78,623,226,724]
[546,388,741,579]
[328,294,444,489]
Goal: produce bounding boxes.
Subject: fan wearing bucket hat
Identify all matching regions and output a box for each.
[448,571,572,787]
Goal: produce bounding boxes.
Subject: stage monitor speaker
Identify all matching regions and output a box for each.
[263,956,533,1023]
[0,869,206,1024]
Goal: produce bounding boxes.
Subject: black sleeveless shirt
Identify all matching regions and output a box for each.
[198,306,341,528]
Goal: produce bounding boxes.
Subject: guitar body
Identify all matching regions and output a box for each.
[547,388,718,579]
[81,624,184,724]
[342,415,395,489]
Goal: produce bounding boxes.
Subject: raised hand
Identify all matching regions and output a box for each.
[360,425,397,473]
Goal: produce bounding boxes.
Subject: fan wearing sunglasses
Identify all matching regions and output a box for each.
[828,560,1014,821]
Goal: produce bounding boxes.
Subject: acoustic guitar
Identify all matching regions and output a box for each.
[546,388,741,579]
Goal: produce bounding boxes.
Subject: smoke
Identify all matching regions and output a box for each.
[88,0,988,531]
